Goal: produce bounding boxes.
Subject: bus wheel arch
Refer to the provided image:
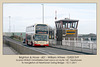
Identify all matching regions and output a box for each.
[31,41,33,46]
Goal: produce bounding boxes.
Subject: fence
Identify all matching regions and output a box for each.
[49,38,97,54]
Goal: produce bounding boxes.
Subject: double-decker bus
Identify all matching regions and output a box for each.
[25,24,49,46]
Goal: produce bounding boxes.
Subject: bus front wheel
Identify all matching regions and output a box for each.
[31,41,33,46]
[27,41,29,45]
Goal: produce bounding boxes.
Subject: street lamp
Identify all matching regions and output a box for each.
[9,16,11,32]
[42,4,44,24]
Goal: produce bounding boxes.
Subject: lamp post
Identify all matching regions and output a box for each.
[13,24,15,32]
[42,4,44,24]
[9,16,11,32]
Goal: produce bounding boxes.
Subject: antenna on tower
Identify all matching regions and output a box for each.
[55,10,57,20]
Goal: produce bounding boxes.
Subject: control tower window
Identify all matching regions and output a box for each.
[73,22,76,28]
[63,25,65,28]
[68,23,70,28]
[70,23,72,28]
[66,23,67,28]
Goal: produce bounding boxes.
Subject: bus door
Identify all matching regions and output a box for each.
[31,35,35,45]
[27,35,31,45]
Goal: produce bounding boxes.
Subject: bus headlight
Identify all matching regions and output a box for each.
[46,41,49,44]
[34,41,38,44]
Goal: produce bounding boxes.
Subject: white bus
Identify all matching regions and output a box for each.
[25,24,49,46]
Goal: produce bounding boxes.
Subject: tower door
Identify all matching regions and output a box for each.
[56,29,62,41]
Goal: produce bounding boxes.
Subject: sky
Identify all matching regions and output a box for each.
[3,3,96,34]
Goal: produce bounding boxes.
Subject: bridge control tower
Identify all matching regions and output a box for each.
[55,18,79,41]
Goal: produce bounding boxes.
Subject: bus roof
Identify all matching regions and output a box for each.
[26,23,48,28]
[36,24,48,26]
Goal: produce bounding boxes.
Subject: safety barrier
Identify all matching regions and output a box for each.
[3,37,45,55]
[49,39,97,55]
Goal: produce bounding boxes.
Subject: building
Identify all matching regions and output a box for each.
[55,18,79,42]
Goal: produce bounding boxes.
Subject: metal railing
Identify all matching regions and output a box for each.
[49,38,97,54]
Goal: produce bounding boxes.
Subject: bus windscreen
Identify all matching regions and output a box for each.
[36,24,48,34]
[34,35,48,41]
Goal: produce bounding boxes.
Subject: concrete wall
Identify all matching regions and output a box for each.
[3,37,45,55]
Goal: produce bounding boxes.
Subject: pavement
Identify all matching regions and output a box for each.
[3,44,19,55]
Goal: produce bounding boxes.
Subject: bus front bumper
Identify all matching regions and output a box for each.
[34,44,49,46]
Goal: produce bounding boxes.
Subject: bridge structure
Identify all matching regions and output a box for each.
[3,36,96,55]
[3,18,96,55]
